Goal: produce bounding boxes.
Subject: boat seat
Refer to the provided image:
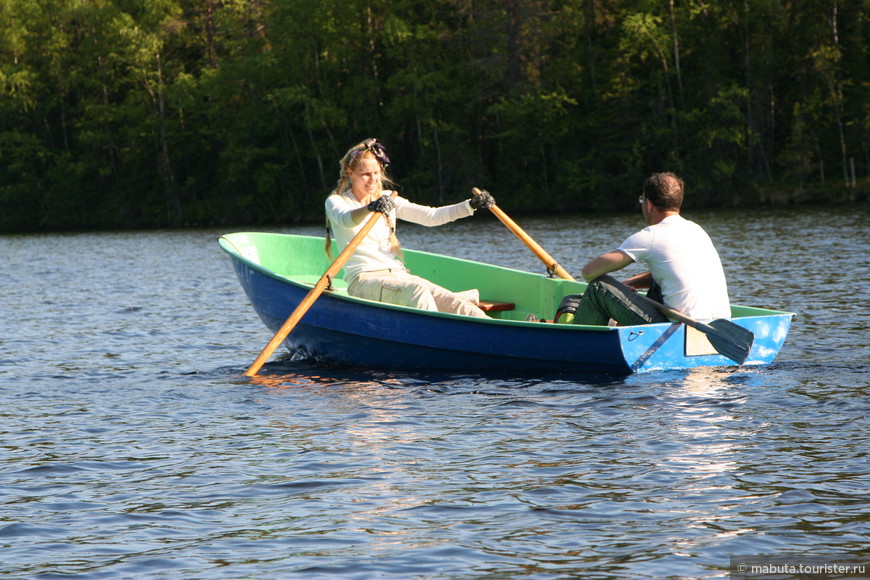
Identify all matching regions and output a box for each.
[477,300,515,312]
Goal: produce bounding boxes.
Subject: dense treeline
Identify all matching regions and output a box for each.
[1,0,867,232]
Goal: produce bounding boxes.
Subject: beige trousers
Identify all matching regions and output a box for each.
[349,269,489,318]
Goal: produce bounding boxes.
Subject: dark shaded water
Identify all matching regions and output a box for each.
[2,206,868,578]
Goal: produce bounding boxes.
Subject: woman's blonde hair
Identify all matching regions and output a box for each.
[329,138,394,197]
[325,138,401,260]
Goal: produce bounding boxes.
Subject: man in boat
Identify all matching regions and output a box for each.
[325,138,494,318]
[563,172,731,326]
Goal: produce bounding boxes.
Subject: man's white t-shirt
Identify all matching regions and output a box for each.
[618,214,731,319]
[325,190,473,283]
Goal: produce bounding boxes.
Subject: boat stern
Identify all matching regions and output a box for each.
[615,311,794,372]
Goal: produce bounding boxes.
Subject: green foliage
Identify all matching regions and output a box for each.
[0,0,867,232]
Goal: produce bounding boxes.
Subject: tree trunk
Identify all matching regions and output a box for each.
[668,0,684,108]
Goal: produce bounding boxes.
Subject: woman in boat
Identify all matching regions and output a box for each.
[325,138,495,318]
[564,172,730,326]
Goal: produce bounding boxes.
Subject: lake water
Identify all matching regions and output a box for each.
[2,205,868,578]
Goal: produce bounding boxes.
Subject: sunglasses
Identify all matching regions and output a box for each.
[352,138,391,168]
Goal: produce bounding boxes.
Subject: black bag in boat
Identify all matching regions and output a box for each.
[554,294,583,324]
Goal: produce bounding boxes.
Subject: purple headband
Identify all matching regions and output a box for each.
[351,138,391,168]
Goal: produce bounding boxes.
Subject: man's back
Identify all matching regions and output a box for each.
[618,214,730,319]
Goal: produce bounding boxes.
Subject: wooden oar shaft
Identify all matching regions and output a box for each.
[244,195,394,376]
[244,277,331,377]
[472,188,575,281]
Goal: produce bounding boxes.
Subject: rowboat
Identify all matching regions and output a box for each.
[219,232,793,375]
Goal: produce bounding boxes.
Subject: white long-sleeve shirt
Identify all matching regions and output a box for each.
[325,190,474,283]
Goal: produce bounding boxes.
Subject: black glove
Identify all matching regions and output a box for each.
[367,195,394,214]
[469,190,495,210]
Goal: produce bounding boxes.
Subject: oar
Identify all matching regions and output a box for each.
[472,187,572,280]
[632,293,754,364]
[244,193,396,376]
[476,186,754,364]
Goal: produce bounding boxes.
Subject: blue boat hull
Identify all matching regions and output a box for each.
[221,233,793,375]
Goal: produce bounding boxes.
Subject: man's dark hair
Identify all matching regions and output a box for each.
[642,172,684,211]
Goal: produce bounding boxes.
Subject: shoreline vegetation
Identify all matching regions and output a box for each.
[1,1,868,234]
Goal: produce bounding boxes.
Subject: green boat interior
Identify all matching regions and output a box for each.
[220,232,786,324]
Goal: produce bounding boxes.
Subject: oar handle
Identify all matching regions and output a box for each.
[244,192,397,376]
[472,187,575,281]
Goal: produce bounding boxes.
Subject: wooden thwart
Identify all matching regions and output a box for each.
[477,300,515,312]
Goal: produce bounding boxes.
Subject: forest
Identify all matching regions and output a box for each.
[1,0,867,232]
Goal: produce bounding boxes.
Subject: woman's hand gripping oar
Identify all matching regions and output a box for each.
[244,192,397,376]
[472,187,754,364]
[471,187,573,281]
